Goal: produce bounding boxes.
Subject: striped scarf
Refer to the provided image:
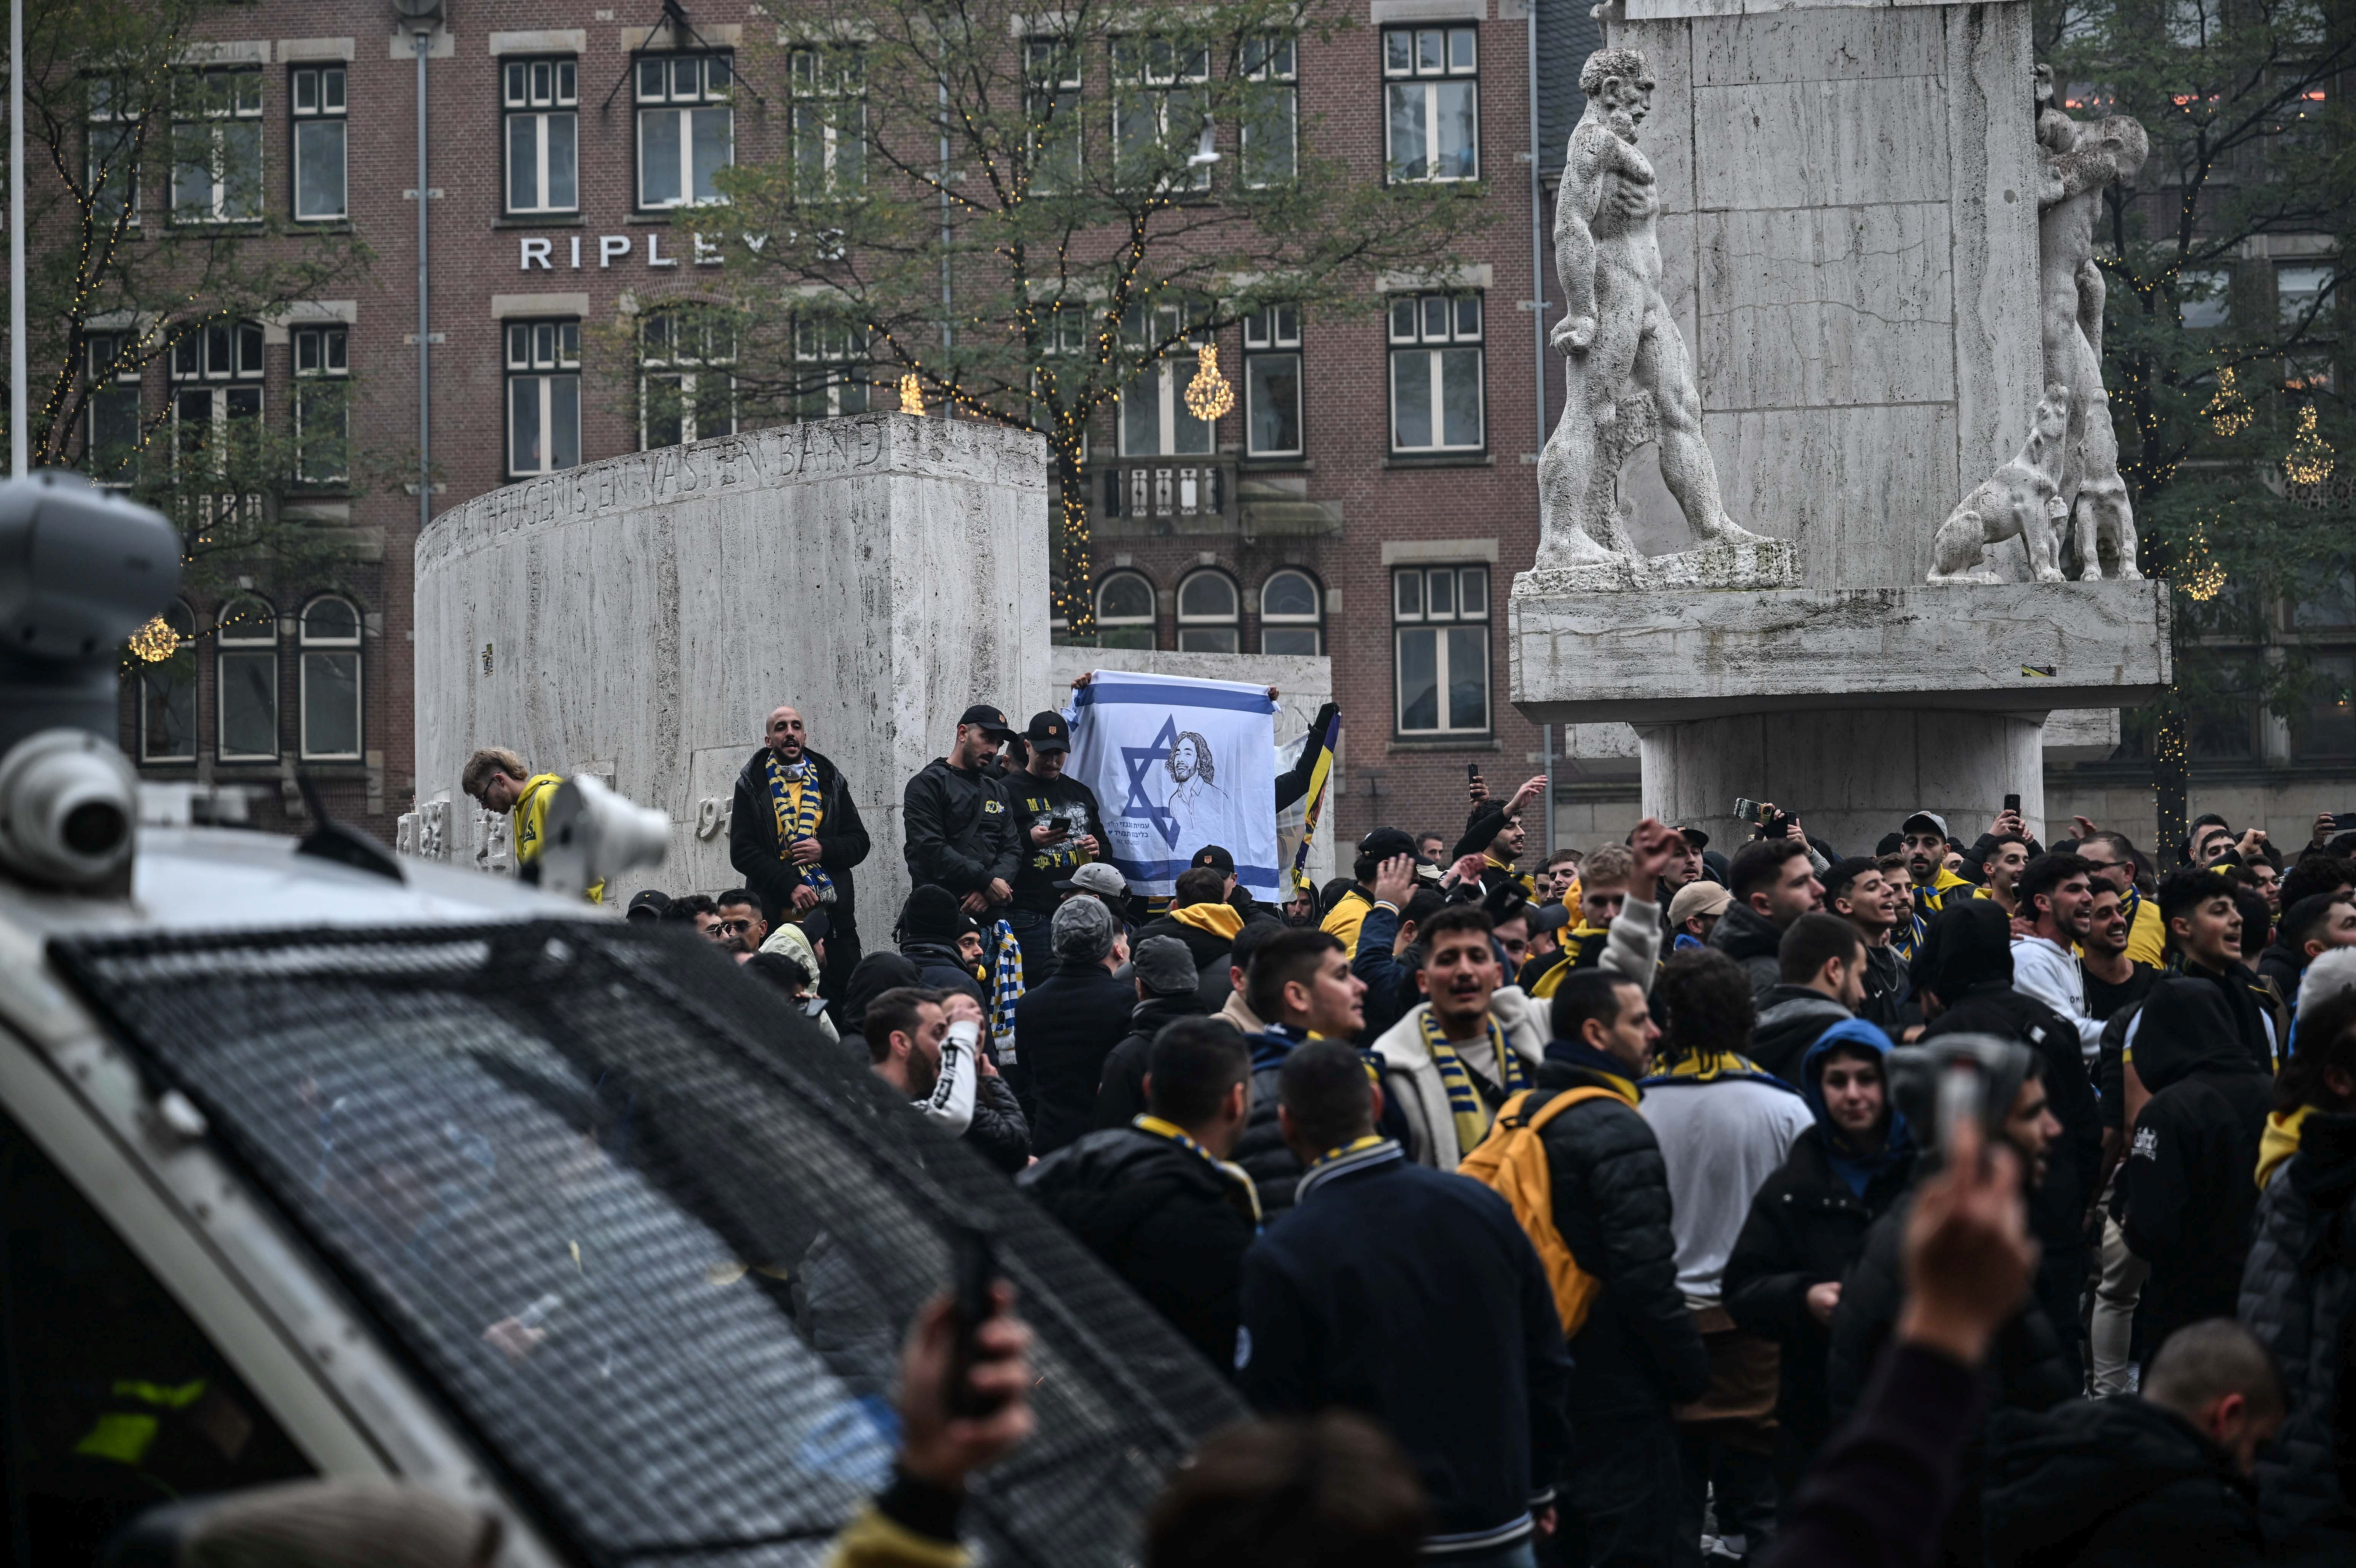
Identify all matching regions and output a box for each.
[1135,1115,1263,1225]
[766,756,836,904]
[990,918,1025,1062]
[1421,1009,1529,1159]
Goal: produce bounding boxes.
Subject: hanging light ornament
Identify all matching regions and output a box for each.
[2204,365,2252,437]
[126,616,180,664]
[2285,403,2334,485]
[1184,343,1235,422]
[898,373,926,415]
[2177,520,2227,603]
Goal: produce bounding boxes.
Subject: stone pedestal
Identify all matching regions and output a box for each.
[412,415,1051,940]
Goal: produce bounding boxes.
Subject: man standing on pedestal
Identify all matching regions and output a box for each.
[904,704,1021,923]
[729,705,871,1003]
[1005,710,1106,983]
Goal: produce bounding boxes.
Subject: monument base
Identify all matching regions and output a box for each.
[1520,538,1801,597]
[1511,579,2170,852]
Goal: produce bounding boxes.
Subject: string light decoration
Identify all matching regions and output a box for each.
[1184,343,1235,421]
[125,615,180,663]
[2176,520,2228,603]
[2204,366,2252,436]
[2285,403,2334,485]
[898,373,926,415]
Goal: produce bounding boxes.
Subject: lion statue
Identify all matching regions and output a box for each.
[1927,383,2073,584]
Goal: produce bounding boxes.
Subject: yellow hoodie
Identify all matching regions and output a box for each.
[2257,1105,2313,1192]
[1168,902,1245,942]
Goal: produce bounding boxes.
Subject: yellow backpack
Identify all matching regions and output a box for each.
[1456,1085,1620,1337]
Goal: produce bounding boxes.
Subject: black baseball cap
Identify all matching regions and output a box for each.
[958,703,1016,739]
[1675,825,1710,851]
[1191,844,1235,875]
[625,889,671,922]
[1024,711,1072,754]
[1358,827,1419,864]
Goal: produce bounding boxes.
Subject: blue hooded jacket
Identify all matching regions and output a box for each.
[1800,1018,1914,1198]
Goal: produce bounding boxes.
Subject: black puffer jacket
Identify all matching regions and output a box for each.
[1530,1051,1710,1413]
[1019,1126,1259,1371]
[729,746,872,932]
[1723,1126,1912,1483]
[902,757,1019,896]
[1708,902,1786,1005]
[2122,979,2271,1357]
[1749,984,1850,1085]
[1092,991,1212,1131]
[1016,964,1137,1156]
[1237,1028,1310,1217]
[965,1074,1032,1175]
[2239,1108,2356,1550]
[1984,1395,2262,1568]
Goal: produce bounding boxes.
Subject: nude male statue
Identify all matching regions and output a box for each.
[1536,48,1762,569]
[2035,64,2147,580]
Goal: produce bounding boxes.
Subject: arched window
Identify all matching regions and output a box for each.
[1176,569,1240,653]
[299,595,363,761]
[1095,570,1157,650]
[138,601,198,763]
[216,595,279,762]
[1259,569,1323,656]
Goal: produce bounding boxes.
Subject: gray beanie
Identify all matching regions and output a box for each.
[1052,894,1118,963]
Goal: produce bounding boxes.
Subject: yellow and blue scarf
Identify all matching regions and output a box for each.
[1421,1010,1530,1158]
[1135,1114,1263,1225]
[766,756,836,904]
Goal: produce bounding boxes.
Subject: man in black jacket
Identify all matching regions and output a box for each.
[1749,914,1866,1084]
[1017,895,1136,1156]
[729,704,872,1002]
[1091,936,1210,1129]
[1003,709,1108,983]
[1711,839,1824,1006]
[1022,1017,1259,1370]
[1133,866,1262,1015]
[1238,1041,1572,1561]
[895,885,987,1009]
[1984,1318,2279,1568]
[2156,868,2281,1072]
[1535,968,1710,1566]
[2121,980,2272,1369]
[903,704,1020,922]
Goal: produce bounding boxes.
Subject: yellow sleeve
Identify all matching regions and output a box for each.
[2126,900,2165,968]
[825,1503,969,1568]
[1320,900,1365,952]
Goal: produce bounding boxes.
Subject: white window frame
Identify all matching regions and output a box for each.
[215,595,280,763]
[503,57,579,215]
[289,64,347,221]
[1242,304,1303,458]
[1259,568,1322,657]
[1388,291,1485,453]
[1111,35,1210,192]
[792,317,873,420]
[138,600,198,764]
[297,594,364,762]
[1393,564,1491,736]
[1025,38,1084,192]
[171,67,263,223]
[1381,24,1478,184]
[291,324,349,485]
[790,46,866,196]
[634,51,733,210]
[169,319,264,479]
[1240,35,1297,188]
[87,75,140,226]
[1094,570,1157,649]
[642,310,739,446]
[1176,568,1240,653]
[505,319,582,477]
[1118,302,1214,456]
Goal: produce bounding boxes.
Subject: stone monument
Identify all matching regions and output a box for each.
[1512,1,2169,854]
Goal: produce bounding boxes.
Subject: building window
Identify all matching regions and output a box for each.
[2295,651,2356,760]
[298,595,363,761]
[1025,38,1083,192]
[138,600,197,763]
[85,332,142,485]
[1242,305,1302,457]
[1240,35,1297,186]
[216,595,279,762]
[792,317,872,419]
[1382,25,1477,182]
[1095,571,1157,649]
[1393,564,1490,734]
[292,325,349,485]
[504,57,579,215]
[171,67,263,223]
[2180,266,2231,330]
[505,320,581,477]
[1120,302,1213,456]
[642,309,737,446]
[86,75,139,226]
[790,47,865,195]
[1389,292,1484,453]
[169,319,264,477]
[1112,36,1210,191]
[636,52,732,209]
[1176,569,1240,652]
[2278,262,2333,326]
[289,65,345,221]
[1260,569,1322,656]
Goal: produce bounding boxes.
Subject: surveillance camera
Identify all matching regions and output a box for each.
[539,774,669,902]
[0,729,141,892]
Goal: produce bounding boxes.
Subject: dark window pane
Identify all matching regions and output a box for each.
[1398,627,1437,730]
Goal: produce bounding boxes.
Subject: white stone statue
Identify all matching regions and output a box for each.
[1929,382,2071,584]
[2035,64,2146,580]
[1536,48,1767,574]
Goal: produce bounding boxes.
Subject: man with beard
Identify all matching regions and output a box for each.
[1899,810,1974,948]
[1005,710,1106,983]
[864,987,981,1138]
[1453,774,1551,900]
[903,704,1020,922]
[729,704,871,1001]
[2008,852,2109,1064]
[1374,905,1547,1170]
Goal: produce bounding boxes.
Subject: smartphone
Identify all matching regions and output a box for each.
[1466,763,1483,783]
[2332,813,2356,832]
[1937,1062,1982,1166]
[1733,797,1763,827]
[2003,792,2022,815]
[947,1223,1008,1419]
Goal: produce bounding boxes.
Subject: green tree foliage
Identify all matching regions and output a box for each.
[2034,0,2353,856]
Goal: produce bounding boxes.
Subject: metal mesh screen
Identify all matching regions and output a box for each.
[50,921,1244,1568]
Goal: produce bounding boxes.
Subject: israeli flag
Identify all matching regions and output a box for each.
[1068,671,1279,897]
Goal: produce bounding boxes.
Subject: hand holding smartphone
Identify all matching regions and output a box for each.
[949,1224,1011,1419]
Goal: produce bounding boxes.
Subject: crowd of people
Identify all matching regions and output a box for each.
[457,715,2356,1568]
